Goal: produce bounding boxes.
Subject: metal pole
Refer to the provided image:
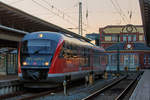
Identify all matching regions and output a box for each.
[78,2,80,35]
[81,2,82,36]
[117,34,120,76]
[63,80,67,96]
[6,53,8,75]
[129,55,130,71]
[79,2,82,36]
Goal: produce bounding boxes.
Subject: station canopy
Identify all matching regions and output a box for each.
[0,1,90,42]
[139,0,150,46]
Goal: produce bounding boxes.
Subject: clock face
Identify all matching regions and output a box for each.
[126,25,133,32]
[127,44,131,48]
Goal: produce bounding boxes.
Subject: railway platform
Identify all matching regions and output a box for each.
[0,75,17,81]
[0,75,19,87]
[0,75,21,96]
[130,70,150,100]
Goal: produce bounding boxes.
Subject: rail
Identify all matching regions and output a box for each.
[81,75,127,100]
[115,73,140,100]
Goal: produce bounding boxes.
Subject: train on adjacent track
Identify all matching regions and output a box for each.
[18,31,107,88]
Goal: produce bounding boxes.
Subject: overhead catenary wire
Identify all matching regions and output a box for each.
[42,0,87,27]
[128,0,133,23]
[109,0,128,24]
[42,0,80,26]
[114,0,129,23]
[34,0,87,33]
[8,0,88,34]
[85,0,89,26]
[31,0,77,27]
[9,0,25,4]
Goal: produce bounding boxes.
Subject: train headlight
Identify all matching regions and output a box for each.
[39,34,43,38]
[44,62,49,66]
[23,62,27,66]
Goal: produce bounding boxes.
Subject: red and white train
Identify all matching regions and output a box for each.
[18,32,107,88]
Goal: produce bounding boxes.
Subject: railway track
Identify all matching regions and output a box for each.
[0,78,86,100]
[17,88,62,100]
[81,73,141,100]
[0,86,63,100]
[0,72,141,100]
[0,90,26,100]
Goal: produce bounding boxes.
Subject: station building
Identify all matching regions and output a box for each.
[99,24,150,70]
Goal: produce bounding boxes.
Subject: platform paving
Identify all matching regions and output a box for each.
[0,75,17,81]
[130,70,150,100]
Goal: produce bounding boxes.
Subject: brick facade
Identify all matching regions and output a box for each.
[99,24,150,70]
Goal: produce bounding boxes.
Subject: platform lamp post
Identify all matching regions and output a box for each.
[117,34,120,77]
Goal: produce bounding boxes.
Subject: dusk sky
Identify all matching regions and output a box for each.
[1,0,142,35]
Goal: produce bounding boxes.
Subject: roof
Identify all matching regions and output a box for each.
[0,1,90,42]
[139,0,150,46]
[22,31,104,51]
[22,32,62,42]
[0,24,28,35]
[106,42,150,51]
[100,25,143,34]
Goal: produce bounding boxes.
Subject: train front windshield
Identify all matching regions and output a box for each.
[20,39,57,67]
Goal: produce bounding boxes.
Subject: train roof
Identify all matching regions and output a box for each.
[22,31,105,51]
[22,32,62,42]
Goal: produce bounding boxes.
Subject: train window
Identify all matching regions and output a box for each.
[64,41,69,50]
[59,42,68,58]
[81,46,84,56]
[67,43,70,50]
[85,48,88,67]
[63,42,66,48]
[73,44,77,57]
[70,43,73,50]
[20,39,57,66]
[21,39,55,54]
[21,40,28,52]
[63,42,72,58]
[59,45,65,58]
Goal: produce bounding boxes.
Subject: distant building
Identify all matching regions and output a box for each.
[99,24,150,70]
[86,33,99,46]
[99,24,144,48]
[86,33,99,40]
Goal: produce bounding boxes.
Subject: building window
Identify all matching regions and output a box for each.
[144,56,146,64]
[124,55,129,65]
[128,35,132,42]
[144,37,145,41]
[134,55,138,64]
[123,35,127,42]
[112,35,116,41]
[105,36,111,41]
[111,55,117,65]
[120,55,124,65]
[130,55,134,65]
[108,55,112,65]
[133,35,136,41]
[148,56,150,64]
[139,35,143,41]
